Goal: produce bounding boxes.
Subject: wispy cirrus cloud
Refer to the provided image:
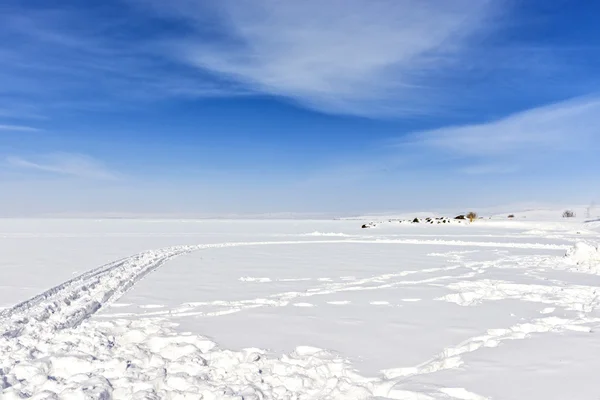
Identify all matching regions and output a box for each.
[412,96,600,154]
[2,0,598,121]
[5,153,118,180]
[398,96,600,174]
[0,124,41,132]
[152,0,499,116]
[302,95,600,187]
[0,3,245,115]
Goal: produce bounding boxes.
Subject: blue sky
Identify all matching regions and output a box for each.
[1,0,599,216]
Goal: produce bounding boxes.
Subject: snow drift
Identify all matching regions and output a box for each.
[564,242,600,273]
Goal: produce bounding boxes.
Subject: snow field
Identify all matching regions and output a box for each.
[0,217,599,399]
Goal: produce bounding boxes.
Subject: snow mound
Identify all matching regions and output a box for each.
[564,242,600,272]
[0,318,381,399]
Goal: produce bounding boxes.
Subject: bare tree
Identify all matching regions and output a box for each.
[467,211,478,222]
[563,210,575,218]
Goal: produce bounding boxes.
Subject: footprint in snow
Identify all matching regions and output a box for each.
[278,278,312,282]
[239,277,272,283]
[139,304,166,309]
[109,303,133,308]
[292,303,315,307]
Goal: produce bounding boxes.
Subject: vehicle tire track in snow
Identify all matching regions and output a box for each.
[0,245,197,338]
[0,238,568,340]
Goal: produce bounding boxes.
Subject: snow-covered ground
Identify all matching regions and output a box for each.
[1,215,600,399]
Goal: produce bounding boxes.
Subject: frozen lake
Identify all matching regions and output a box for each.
[1,217,600,399]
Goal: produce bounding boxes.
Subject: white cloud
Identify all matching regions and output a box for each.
[158,0,497,115]
[0,7,244,113]
[0,124,41,132]
[5,153,118,180]
[406,96,600,155]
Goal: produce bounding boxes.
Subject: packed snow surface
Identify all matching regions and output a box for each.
[1,216,600,399]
